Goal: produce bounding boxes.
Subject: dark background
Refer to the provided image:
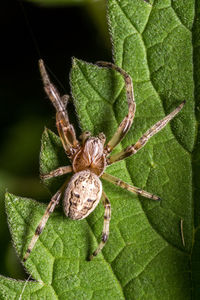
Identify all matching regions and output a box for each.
[0,0,110,279]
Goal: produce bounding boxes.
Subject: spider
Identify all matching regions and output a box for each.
[23,59,185,262]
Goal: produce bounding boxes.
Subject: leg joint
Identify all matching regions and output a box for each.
[102,233,108,243]
[35,225,43,235]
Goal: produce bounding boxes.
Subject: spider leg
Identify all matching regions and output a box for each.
[89,190,111,260]
[108,101,185,165]
[101,173,160,201]
[40,165,73,180]
[23,182,66,262]
[96,61,136,153]
[39,59,80,158]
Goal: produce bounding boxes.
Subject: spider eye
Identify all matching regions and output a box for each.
[74,193,80,198]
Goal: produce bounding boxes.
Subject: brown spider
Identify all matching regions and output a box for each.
[23,59,185,262]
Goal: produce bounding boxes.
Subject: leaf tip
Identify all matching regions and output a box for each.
[72,56,79,68]
[5,191,12,203]
[4,192,16,217]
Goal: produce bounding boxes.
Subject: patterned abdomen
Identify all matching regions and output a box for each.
[63,170,102,220]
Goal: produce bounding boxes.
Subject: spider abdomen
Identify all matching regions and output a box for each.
[63,170,102,220]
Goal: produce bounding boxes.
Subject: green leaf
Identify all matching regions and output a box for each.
[1,0,199,299]
[192,0,200,299]
[3,193,123,299]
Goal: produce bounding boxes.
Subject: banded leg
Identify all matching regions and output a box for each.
[96,61,136,153]
[23,183,66,262]
[102,173,160,201]
[39,59,79,157]
[89,191,111,260]
[40,165,73,180]
[108,101,186,165]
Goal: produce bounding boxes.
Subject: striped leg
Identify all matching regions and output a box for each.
[89,191,111,260]
[39,59,80,158]
[96,61,136,153]
[23,185,65,262]
[40,165,73,180]
[108,101,186,165]
[101,173,160,201]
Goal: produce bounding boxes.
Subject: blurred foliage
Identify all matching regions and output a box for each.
[23,0,110,49]
[25,0,89,5]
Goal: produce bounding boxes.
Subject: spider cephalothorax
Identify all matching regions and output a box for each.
[73,133,106,176]
[23,59,185,262]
